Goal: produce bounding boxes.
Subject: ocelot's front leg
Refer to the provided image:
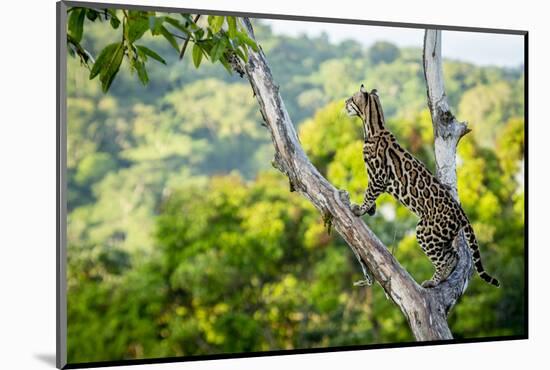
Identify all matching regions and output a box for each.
[351,179,386,217]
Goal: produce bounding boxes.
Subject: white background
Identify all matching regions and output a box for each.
[0,0,545,369]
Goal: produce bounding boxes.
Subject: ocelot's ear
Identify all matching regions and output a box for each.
[360,84,368,94]
[370,89,379,97]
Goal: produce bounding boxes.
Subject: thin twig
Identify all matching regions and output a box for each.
[92,8,114,21]
[67,34,94,69]
[179,14,201,60]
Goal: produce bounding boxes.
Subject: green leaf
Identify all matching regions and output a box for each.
[86,9,98,21]
[209,16,225,33]
[89,43,120,80]
[234,45,248,63]
[227,17,237,38]
[99,42,124,92]
[127,13,149,42]
[148,16,164,35]
[135,61,149,85]
[219,55,233,75]
[237,32,259,52]
[195,28,205,40]
[192,43,203,68]
[68,8,86,42]
[164,16,189,35]
[180,14,200,31]
[210,37,227,62]
[136,45,166,64]
[108,10,120,29]
[180,13,194,24]
[207,15,215,26]
[159,25,180,52]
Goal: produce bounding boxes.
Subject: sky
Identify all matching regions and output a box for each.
[264,19,524,68]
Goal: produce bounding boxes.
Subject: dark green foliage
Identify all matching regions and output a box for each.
[74,152,116,185]
[67,8,259,93]
[89,42,119,79]
[368,41,401,65]
[66,10,525,363]
[99,42,124,92]
[135,45,166,64]
[192,43,203,68]
[126,10,150,43]
[68,8,86,42]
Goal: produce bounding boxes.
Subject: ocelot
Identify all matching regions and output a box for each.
[344,85,499,288]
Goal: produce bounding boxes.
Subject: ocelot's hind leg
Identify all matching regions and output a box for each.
[416,218,459,288]
[422,249,458,288]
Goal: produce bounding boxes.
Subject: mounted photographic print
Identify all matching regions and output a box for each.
[56,1,527,368]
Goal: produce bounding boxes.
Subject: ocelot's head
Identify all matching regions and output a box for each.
[345,85,386,134]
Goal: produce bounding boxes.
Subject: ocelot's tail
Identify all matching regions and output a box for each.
[463,223,500,287]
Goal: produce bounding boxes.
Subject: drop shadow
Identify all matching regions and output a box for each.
[34,353,57,367]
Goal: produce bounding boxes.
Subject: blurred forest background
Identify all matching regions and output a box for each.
[66,14,525,363]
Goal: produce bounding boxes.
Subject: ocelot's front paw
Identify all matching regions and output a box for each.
[366,204,376,216]
[350,204,364,217]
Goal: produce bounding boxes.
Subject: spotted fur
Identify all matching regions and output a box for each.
[345,85,499,288]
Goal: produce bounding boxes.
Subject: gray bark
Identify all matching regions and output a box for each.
[232,20,471,341]
[423,29,475,316]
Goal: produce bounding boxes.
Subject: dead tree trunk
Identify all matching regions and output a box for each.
[232,19,472,341]
[422,29,475,314]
